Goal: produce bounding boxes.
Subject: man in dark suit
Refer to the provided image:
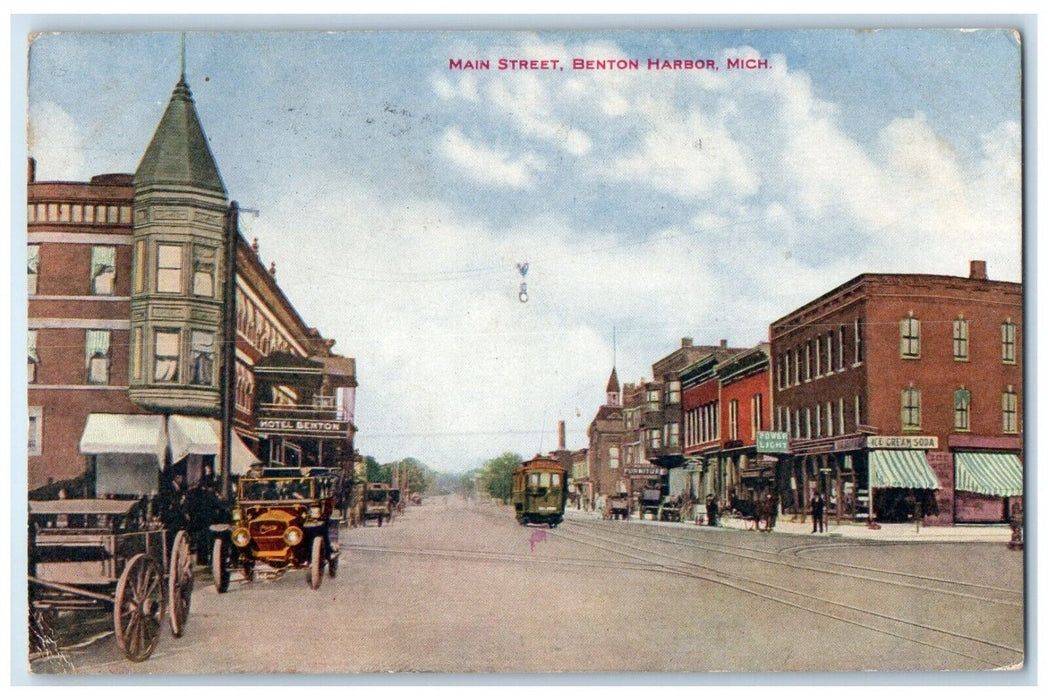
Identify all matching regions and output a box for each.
[810,491,826,533]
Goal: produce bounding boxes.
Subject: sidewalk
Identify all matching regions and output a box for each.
[562,507,1013,543]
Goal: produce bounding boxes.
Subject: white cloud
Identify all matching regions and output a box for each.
[28,100,85,180]
[439,127,546,190]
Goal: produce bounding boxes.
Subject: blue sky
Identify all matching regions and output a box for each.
[26,28,1023,473]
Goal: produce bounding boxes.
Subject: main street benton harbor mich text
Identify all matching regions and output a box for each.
[449,57,772,71]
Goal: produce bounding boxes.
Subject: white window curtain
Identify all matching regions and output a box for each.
[190,330,215,385]
[85,329,111,383]
[91,246,116,295]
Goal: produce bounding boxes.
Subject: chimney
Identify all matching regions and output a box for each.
[970,260,987,280]
[269,261,277,277]
[558,421,566,451]
[252,238,260,256]
[27,157,36,183]
[719,339,727,349]
[681,337,693,348]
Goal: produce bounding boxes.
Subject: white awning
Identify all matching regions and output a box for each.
[229,428,259,476]
[168,415,221,464]
[169,415,259,476]
[79,414,166,466]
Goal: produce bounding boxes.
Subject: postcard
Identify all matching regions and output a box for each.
[22,25,1025,676]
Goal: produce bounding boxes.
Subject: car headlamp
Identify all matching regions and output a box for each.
[284,526,303,546]
[232,527,251,548]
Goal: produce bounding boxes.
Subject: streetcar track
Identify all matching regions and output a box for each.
[552,523,1021,668]
[345,542,654,573]
[565,519,1023,606]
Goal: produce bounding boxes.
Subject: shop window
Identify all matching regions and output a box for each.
[952,318,969,361]
[91,246,116,295]
[1002,387,1018,433]
[901,387,921,430]
[190,330,215,385]
[193,246,216,297]
[85,330,111,384]
[28,245,40,295]
[28,330,39,383]
[1001,320,1016,364]
[954,387,971,431]
[156,244,183,293]
[154,329,180,382]
[28,406,43,456]
[900,315,920,359]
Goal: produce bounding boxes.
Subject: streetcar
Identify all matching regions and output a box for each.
[511,456,567,527]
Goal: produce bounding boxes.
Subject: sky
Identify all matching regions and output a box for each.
[24,28,1023,474]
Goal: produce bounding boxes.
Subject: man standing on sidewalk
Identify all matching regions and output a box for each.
[810,491,825,534]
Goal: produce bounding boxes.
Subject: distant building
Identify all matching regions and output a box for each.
[769,261,1022,524]
[586,367,626,500]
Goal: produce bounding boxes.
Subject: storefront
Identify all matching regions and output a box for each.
[953,451,1023,523]
[867,436,941,523]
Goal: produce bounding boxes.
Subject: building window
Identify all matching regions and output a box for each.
[666,379,681,405]
[28,245,40,295]
[804,342,812,381]
[752,393,763,434]
[154,329,180,382]
[838,397,845,435]
[826,401,833,437]
[900,315,920,359]
[193,246,216,297]
[901,387,921,430]
[804,408,812,439]
[91,246,116,295]
[666,422,680,447]
[953,318,969,361]
[825,332,834,373]
[133,239,146,294]
[729,400,739,440]
[815,336,822,377]
[854,395,862,427]
[609,445,619,469]
[794,346,801,385]
[646,388,660,411]
[854,319,864,364]
[28,330,39,383]
[648,428,662,450]
[783,351,791,388]
[85,330,111,384]
[954,387,971,431]
[794,409,801,439]
[1002,387,1018,434]
[815,404,822,437]
[838,326,846,370]
[190,330,215,385]
[156,244,183,293]
[28,406,43,456]
[1001,320,1016,364]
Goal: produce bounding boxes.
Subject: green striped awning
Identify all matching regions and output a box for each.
[869,450,940,489]
[955,452,1023,497]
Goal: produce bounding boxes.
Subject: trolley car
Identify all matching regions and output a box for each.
[511,456,567,528]
[28,498,194,662]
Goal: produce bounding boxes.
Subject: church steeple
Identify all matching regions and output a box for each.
[605,367,621,407]
[134,73,226,194]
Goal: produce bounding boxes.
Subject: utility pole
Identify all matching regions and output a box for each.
[219,201,239,501]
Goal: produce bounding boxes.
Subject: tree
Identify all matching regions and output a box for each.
[480,452,522,504]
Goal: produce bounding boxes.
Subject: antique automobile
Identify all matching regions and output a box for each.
[511,456,567,528]
[637,488,662,519]
[28,498,194,662]
[603,492,631,520]
[361,482,394,526]
[211,468,341,591]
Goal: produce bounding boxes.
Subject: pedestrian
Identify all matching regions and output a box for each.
[810,491,825,533]
[764,493,778,532]
[707,494,719,527]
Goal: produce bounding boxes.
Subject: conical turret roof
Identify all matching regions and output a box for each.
[134,76,226,194]
[605,367,620,394]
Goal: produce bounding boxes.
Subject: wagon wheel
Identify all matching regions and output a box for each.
[308,537,324,590]
[114,553,165,662]
[167,530,194,638]
[212,538,230,594]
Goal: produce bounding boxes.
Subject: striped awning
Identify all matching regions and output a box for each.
[955,452,1023,497]
[869,450,940,489]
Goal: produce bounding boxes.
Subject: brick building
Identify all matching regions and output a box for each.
[770,262,1022,524]
[585,368,627,501]
[27,69,356,499]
